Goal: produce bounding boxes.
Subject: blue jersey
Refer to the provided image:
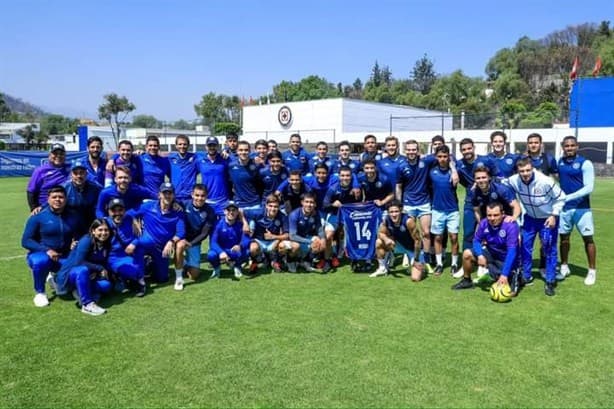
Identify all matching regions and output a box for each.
[473,218,519,276]
[63,179,102,233]
[55,234,110,294]
[228,158,261,207]
[21,206,81,255]
[96,184,154,219]
[308,155,335,175]
[182,200,217,245]
[131,201,186,247]
[197,153,230,203]
[276,180,311,212]
[323,182,361,215]
[27,162,72,207]
[398,155,437,206]
[487,152,519,178]
[210,218,250,253]
[529,152,558,176]
[107,155,144,186]
[288,208,322,244]
[457,155,500,203]
[330,157,359,175]
[250,211,288,240]
[105,214,139,257]
[168,151,199,200]
[339,202,382,260]
[468,181,516,218]
[377,155,406,187]
[139,154,171,197]
[283,148,311,173]
[558,155,591,210]
[384,213,416,251]
[85,157,107,186]
[259,166,288,201]
[304,174,340,210]
[358,173,393,204]
[429,166,458,212]
[358,151,383,172]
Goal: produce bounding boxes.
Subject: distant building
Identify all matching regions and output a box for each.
[0,122,41,148]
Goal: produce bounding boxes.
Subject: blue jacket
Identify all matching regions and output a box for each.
[55,235,110,294]
[21,207,81,255]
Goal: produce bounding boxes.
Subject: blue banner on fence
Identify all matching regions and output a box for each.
[0,151,88,177]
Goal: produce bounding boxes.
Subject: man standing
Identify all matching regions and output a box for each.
[487,131,519,179]
[140,135,171,197]
[228,140,262,220]
[197,136,230,217]
[27,143,71,210]
[105,140,144,187]
[557,136,597,285]
[508,157,565,296]
[282,133,310,174]
[168,134,199,202]
[63,160,102,235]
[84,136,107,186]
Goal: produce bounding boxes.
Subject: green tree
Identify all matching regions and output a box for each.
[98,93,136,148]
[370,61,382,87]
[17,125,37,149]
[411,54,437,94]
[194,92,226,128]
[131,114,161,128]
[214,122,241,135]
[40,114,78,135]
[171,119,196,130]
[0,93,11,121]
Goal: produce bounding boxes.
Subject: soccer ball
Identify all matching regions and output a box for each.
[490,282,513,303]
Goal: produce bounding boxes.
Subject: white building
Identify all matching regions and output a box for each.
[0,122,41,146]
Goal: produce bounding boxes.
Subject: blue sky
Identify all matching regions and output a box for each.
[2,0,613,121]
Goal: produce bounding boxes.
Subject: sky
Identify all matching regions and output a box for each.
[2,0,613,121]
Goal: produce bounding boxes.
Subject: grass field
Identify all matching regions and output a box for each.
[1,176,613,408]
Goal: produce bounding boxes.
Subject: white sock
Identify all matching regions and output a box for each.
[588,268,596,274]
[378,258,385,268]
[175,269,182,280]
[452,254,458,266]
[436,253,443,266]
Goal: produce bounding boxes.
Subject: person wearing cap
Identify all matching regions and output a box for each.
[175,184,217,285]
[104,198,147,297]
[27,143,71,210]
[221,132,239,161]
[105,140,144,187]
[207,201,250,279]
[130,182,186,285]
[228,140,262,221]
[21,185,81,307]
[62,160,103,235]
[84,136,107,186]
[95,166,155,219]
[139,135,171,197]
[197,136,231,216]
[168,134,199,202]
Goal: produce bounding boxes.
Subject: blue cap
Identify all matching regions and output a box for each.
[159,182,174,193]
[206,136,219,146]
[108,198,125,209]
[224,200,238,210]
[71,160,87,170]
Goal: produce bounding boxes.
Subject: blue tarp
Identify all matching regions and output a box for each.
[0,151,88,177]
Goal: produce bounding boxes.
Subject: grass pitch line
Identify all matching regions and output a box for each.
[0,254,25,261]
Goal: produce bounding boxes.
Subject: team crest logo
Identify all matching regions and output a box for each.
[281,173,287,179]
[535,188,543,195]
[278,106,292,127]
[376,181,382,188]
[400,225,406,232]
[490,192,498,200]
[499,229,506,238]
[249,164,256,171]
[419,161,425,168]
[506,158,513,165]
[308,217,314,224]
[573,162,580,169]
[275,220,281,226]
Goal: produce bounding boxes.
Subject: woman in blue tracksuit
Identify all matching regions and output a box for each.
[55,219,114,316]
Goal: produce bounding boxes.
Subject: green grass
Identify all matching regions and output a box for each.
[1,177,613,408]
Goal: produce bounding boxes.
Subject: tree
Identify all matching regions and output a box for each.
[214,122,241,135]
[0,93,11,121]
[40,114,78,135]
[194,92,226,128]
[370,61,382,87]
[17,125,37,149]
[131,114,162,128]
[171,119,196,130]
[98,93,136,148]
[411,54,437,94]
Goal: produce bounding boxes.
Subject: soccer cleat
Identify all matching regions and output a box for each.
[210,268,221,279]
[46,273,57,293]
[233,266,243,279]
[249,260,259,274]
[476,266,489,278]
[315,259,326,269]
[135,279,146,297]
[584,270,596,286]
[81,301,106,316]
[544,282,556,296]
[287,262,297,273]
[321,261,332,274]
[301,261,316,272]
[523,276,535,286]
[369,266,388,278]
[451,264,463,278]
[331,256,341,268]
[271,261,282,273]
[402,254,410,267]
[556,264,571,281]
[473,273,494,285]
[539,268,546,280]
[452,277,474,290]
[433,264,444,276]
[425,264,435,275]
[33,293,49,307]
[174,277,184,291]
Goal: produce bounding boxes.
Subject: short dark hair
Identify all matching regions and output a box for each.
[362,158,377,168]
[337,140,351,150]
[431,135,445,144]
[314,163,329,173]
[226,132,239,140]
[490,131,507,142]
[146,135,160,144]
[459,138,474,147]
[435,145,450,155]
[267,151,282,161]
[301,192,316,201]
[387,199,402,211]
[47,185,66,196]
[175,134,190,145]
[527,133,542,143]
[118,140,133,149]
[87,136,103,147]
[255,139,267,148]
[473,165,491,177]
[338,166,352,175]
[516,156,532,169]
[192,183,207,194]
[562,135,577,145]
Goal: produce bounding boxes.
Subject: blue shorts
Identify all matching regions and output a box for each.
[430,210,460,235]
[185,244,202,269]
[403,203,431,219]
[253,238,277,253]
[558,208,594,236]
[297,241,312,258]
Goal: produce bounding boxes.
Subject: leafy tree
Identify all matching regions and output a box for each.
[98,93,136,148]
[0,140,5,150]
[411,54,437,94]
[214,122,241,135]
[40,114,78,135]
[0,93,11,121]
[34,132,49,150]
[171,119,196,130]
[370,61,382,87]
[381,65,393,87]
[17,125,37,149]
[131,114,161,128]
[194,92,226,127]
[500,99,527,129]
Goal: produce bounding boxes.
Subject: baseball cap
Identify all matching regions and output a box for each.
[108,198,125,209]
[206,136,219,146]
[50,143,65,153]
[159,182,174,193]
[71,160,87,171]
[225,200,238,210]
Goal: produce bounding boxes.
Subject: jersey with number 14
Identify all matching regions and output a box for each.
[339,202,382,261]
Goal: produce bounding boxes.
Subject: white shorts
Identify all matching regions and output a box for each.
[558,208,594,236]
[403,203,431,219]
[430,210,460,235]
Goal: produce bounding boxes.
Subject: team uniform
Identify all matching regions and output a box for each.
[139,153,171,197]
[558,154,595,237]
[228,157,262,220]
[105,212,145,291]
[397,155,437,217]
[323,181,362,228]
[250,211,288,255]
[467,181,517,218]
[259,166,288,205]
[330,157,359,175]
[85,157,107,186]
[308,155,335,175]
[197,153,230,216]
[207,218,250,269]
[276,180,311,214]
[182,200,217,270]
[95,184,154,218]
[429,165,459,235]
[487,152,519,179]
[382,212,416,259]
[27,162,71,208]
[377,155,406,189]
[105,155,144,187]
[168,151,199,201]
[63,179,102,235]
[359,172,394,209]
[282,148,311,174]
[472,218,521,288]
[339,202,382,261]
[288,207,323,257]
[529,152,558,176]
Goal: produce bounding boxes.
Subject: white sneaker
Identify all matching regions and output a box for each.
[287,262,297,273]
[81,302,106,316]
[539,268,546,279]
[33,293,49,307]
[369,266,388,278]
[174,277,184,291]
[477,266,489,278]
[46,273,57,293]
[301,261,316,272]
[556,264,571,281]
[234,266,243,279]
[210,268,220,279]
[402,254,410,267]
[584,270,596,286]
[452,266,465,279]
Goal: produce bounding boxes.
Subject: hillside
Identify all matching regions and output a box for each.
[1,92,48,117]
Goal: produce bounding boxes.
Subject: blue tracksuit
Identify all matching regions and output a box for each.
[105,214,145,283]
[168,151,199,201]
[207,218,250,267]
[473,218,519,277]
[139,153,171,197]
[63,179,102,235]
[95,184,155,219]
[197,153,230,215]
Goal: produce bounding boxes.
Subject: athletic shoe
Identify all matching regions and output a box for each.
[33,293,49,307]
[321,261,332,274]
[331,256,341,268]
[174,277,184,291]
[301,261,316,272]
[425,264,435,275]
[473,273,494,285]
[287,262,297,273]
[451,264,463,278]
[315,259,326,269]
[234,266,243,279]
[556,264,571,281]
[46,273,57,293]
[476,266,489,278]
[369,266,388,278]
[81,301,106,316]
[114,279,126,294]
[452,277,474,290]
[539,268,546,280]
[544,282,556,296]
[402,253,410,267]
[271,261,282,273]
[135,279,146,297]
[584,270,596,286]
[210,268,221,279]
[523,276,535,286]
[433,264,444,276]
[249,260,259,274]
